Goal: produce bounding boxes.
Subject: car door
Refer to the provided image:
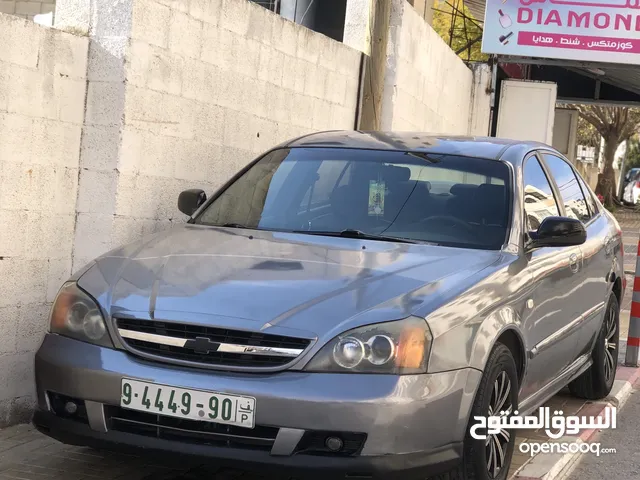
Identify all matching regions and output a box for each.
[519,154,584,401]
[541,153,610,357]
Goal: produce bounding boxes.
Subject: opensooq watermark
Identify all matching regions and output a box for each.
[470,406,618,456]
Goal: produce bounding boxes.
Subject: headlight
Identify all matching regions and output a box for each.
[304,317,432,374]
[49,282,113,347]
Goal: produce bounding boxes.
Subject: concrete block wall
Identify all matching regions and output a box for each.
[70,0,362,267]
[0,14,88,424]
[381,0,474,133]
[0,0,54,20]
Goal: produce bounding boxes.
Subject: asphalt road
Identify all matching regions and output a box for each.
[568,386,640,480]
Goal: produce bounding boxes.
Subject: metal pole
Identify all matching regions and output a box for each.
[625,241,640,366]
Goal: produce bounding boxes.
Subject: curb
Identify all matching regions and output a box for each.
[509,365,640,480]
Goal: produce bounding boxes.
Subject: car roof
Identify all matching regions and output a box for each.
[283,130,552,161]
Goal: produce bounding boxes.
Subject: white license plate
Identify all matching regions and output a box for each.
[120,379,256,428]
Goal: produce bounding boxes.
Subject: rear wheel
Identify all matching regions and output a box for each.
[569,293,619,400]
[430,343,518,480]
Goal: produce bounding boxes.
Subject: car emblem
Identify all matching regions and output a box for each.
[185,336,221,354]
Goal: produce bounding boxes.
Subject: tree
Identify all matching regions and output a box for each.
[576,105,640,207]
[432,0,488,62]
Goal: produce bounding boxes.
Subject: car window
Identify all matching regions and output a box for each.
[575,171,598,218]
[543,154,591,223]
[523,156,560,231]
[196,148,512,250]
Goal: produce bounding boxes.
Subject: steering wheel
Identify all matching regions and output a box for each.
[420,215,474,233]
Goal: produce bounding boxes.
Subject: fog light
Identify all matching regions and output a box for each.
[325,436,343,452]
[64,401,78,415]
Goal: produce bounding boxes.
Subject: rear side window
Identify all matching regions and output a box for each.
[543,154,591,223]
[523,157,559,231]
[575,172,598,218]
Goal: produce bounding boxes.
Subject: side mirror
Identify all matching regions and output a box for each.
[527,216,586,250]
[178,189,206,216]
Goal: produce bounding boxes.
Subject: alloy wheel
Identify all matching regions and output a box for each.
[486,371,512,479]
[603,303,618,384]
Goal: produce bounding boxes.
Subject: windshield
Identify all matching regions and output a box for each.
[196,148,512,250]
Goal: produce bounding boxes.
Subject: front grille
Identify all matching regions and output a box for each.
[116,318,311,369]
[108,407,278,451]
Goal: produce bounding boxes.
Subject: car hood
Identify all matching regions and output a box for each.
[78,225,502,339]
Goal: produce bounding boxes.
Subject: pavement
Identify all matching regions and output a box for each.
[0,208,639,480]
[567,384,640,480]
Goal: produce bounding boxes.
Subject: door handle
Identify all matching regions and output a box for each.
[569,253,580,273]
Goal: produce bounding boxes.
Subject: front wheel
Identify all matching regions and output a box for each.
[569,293,619,400]
[431,343,518,480]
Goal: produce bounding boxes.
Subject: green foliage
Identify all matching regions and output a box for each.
[432,0,488,62]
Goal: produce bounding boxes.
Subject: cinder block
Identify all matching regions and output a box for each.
[247,1,273,45]
[23,211,74,260]
[46,257,72,303]
[0,112,32,164]
[169,10,202,59]
[0,210,27,257]
[202,27,239,72]
[131,0,170,48]
[215,68,244,110]
[235,38,260,77]
[123,85,165,126]
[155,0,189,13]
[55,76,89,124]
[190,0,221,25]
[3,351,36,398]
[15,1,40,16]
[304,65,327,99]
[39,28,89,80]
[119,127,145,174]
[274,17,296,57]
[317,38,338,71]
[292,58,307,94]
[219,0,250,36]
[85,80,126,126]
[51,168,80,215]
[86,36,124,82]
[312,98,331,130]
[76,169,119,215]
[265,82,290,124]
[193,103,225,144]
[200,21,221,66]
[126,40,152,87]
[0,306,18,354]
[147,47,184,96]
[5,64,48,119]
[0,162,40,211]
[0,1,16,14]
[31,119,82,169]
[173,139,215,182]
[295,28,320,64]
[80,125,120,171]
[257,44,283,86]
[0,258,47,308]
[72,212,115,263]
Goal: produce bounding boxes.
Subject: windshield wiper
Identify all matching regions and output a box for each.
[294,229,418,244]
[220,223,250,228]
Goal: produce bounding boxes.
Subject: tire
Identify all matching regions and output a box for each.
[569,294,620,400]
[430,343,519,480]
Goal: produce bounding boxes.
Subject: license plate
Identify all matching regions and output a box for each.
[120,379,256,428]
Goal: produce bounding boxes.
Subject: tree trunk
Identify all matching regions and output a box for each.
[595,135,619,208]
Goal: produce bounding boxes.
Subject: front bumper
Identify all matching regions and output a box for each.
[34,334,481,479]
